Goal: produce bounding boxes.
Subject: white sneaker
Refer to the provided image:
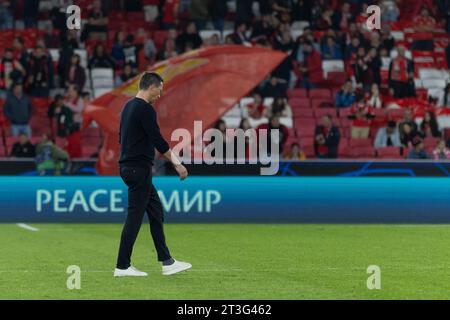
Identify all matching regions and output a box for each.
[114,266,148,277]
[162,260,192,276]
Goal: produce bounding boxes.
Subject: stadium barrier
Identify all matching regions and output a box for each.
[1,176,450,223]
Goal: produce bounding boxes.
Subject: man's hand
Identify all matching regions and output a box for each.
[174,164,188,181]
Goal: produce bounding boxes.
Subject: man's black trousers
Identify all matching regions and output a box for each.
[116,164,171,269]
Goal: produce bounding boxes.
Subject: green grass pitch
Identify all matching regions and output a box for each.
[1,223,450,299]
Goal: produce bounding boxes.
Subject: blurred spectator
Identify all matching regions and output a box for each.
[420,111,441,138]
[262,77,286,98]
[35,133,69,176]
[400,123,423,147]
[64,84,83,127]
[27,45,54,97]
[88,44,115,69]
[366,47,381,86]
[0,48,25,97]
[257,116,289,155]
[349,94,374,139]
[111,31,126,67]
[407,137,430,159]
[381,1,400,22]
[399,109,418,133]
[81,0,108,41]
[388,45,415,98]
[10,132,35,158]
[229,22,251,45]
[115,63,137,86]
[0,0,14,30]
[380,25,395,53]
[189,0,209,31]
[315,9,333,30]
[266,96,293,118]
[292,40,323,89]
[175,22,203,54]
[367,83,382,109]
[24,0,40,28]
[64,54,86,90]
[205,33,220,46]
[162,0,180,30]
[352,46,372,92]
[48,94,76,138]
[374,121,401,148]
[58,30,80,87]
[321,36,343,60]
[208,0,228,32]
[246,92,266,119]
[158,29,178,60]
[438,83,450,107]
[122,35,141,70]
[412,6,435,51]
[345,35,361,59]
[314,115,340,158]
[138,29,157,62]
[335,80,355,108]
[235,0,254,24]
[13,37,30,71]
[283,142,306,160]
[43,24,61,49]
[251,14,276,42]
[332,2,353,31]
[3,83,33,137]
[291,0,312,23]
[433,139,450,160]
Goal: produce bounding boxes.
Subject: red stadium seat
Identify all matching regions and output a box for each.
[299,137,314,148]
[338,139,350,157]
[293,108,314,118]
[311,98,334,109]
[338,107,352,118]
[289,97,311,109]
[423,137,438,149]
[314,108,337,119]
[296,125,316,138]
[309,88,332,99]
[287,88,307,98]
[349,138,372,148]
[376,146,402,159]
[349,146,376,158]
[303,146,315,158]
[387,108,406,120]
[294,118,316,128]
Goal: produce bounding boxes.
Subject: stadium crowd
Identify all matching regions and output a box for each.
[0,0,449,170]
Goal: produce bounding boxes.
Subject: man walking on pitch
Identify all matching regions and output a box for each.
[114,72,191,277]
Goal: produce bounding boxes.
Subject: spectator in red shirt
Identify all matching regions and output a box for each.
[388,45,415,98]
[314,115,340,158]
[349,93,374,139]
[162,0,180,30]
[412,6,436,51]
[292,40,323,89]
[246,92,266,119]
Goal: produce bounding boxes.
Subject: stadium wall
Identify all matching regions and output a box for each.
[0,176,450,223]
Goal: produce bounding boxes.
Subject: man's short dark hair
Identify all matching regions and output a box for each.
[139,72,163,90]
[387,120,397,128]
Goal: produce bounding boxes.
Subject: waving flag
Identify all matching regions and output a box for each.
[83,45,287,175]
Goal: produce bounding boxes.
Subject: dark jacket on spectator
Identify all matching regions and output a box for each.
[65,64,86,89]
[10,141,35,157]
[314,125,340,158]
[3,91,33,125]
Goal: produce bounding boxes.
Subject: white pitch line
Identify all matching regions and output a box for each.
[16,223,39,232]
